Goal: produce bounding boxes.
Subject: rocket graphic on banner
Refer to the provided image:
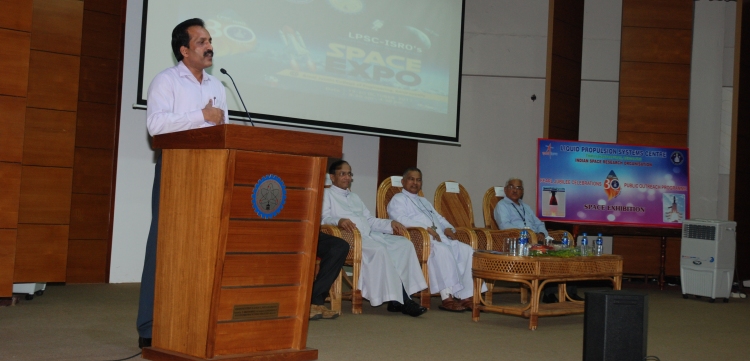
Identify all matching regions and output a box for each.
[604,170,621,201]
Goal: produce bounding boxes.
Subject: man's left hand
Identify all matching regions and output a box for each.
[391,221,407,236]
[444,228,457,240]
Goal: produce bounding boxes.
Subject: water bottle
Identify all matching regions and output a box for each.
[580,232,589,256]
[519,230,529,256]
[595,233,604,256]
[561,232,570,248]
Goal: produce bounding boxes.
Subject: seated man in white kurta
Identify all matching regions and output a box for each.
[321,160,428,317]
[387,167,486,311]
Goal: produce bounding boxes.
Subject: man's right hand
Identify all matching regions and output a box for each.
[338,218,357,232]
[426,227,441,241]
[202,99,224,125]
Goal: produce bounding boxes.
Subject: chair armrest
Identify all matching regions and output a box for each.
[321,225,361,263]
[485,229,521,252]
[403,227,431,262]
[455,227,479,249]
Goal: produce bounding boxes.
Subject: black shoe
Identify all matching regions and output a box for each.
[387,301,403,312]
[569,293,585,302]
[138,337,152,349]
[542,293,558,304]
[401,300,427,317]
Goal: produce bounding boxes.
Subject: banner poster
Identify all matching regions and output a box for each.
[536,139,689,228]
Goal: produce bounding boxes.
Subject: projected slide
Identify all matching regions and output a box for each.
[139,0,464,141]
[536,139,690,228]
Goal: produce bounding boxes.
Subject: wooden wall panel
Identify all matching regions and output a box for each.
[0,29,31,97]
[621,27,692,64]
[0,229,17,297]
[378,137,417,186]
[68,193,110,240]
[617,132,687,148]
[26,50,80,111]
[84,0,124,15]
[0,163,22,229]
[18,166,73,224]
[78,57,119,105]
[619,62,691,99]
[30,0,83,55]
[543,0,583,141]
[618,97,689,134]
[665,237,681,276]
[22,108,76,167]
[622,0,693,29]
[72,148,113,194]
[80,10,120,60]
[613,236,662,275]
[0,0,33,31]
[617,0,692,166]
[13,224,68,282]
[65,239,107,283]
[75,101,116,149]
[0,96,26,163]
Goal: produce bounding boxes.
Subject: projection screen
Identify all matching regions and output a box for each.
[137,0,465,143]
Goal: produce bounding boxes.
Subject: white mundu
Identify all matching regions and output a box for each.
[387,190,485,299]
[321,185,427,306]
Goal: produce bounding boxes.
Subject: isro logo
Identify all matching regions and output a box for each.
[542,144,558,158]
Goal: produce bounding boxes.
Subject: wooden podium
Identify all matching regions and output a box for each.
[142,125,342,361]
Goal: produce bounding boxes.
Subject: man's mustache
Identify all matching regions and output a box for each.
[204,50,214,57]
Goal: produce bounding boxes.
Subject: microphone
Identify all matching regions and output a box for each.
[220,68,255,127]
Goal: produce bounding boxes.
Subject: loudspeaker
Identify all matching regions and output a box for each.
[583,290,648,361]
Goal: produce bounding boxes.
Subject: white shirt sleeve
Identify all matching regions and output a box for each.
[146,72,208,136]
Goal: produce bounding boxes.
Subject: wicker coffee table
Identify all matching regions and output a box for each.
[472,251,623,330]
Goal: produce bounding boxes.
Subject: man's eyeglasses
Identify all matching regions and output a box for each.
[335,172,353,177]
[506,185,524,191]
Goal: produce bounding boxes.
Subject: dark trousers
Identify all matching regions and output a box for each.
[311,232,349,305]
[137,152,161,338]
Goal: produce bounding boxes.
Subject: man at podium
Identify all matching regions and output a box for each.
[322,161,428,317]
[137,18,228,349]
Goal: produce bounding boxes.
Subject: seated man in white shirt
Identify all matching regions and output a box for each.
[387,168,486,311]
[494,178,549,241]
[321,160,428,317]
[494,178,583,303]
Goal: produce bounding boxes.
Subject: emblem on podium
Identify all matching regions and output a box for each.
[252,174,287,219]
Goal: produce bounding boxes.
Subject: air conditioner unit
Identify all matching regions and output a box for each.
[680,219,736,303]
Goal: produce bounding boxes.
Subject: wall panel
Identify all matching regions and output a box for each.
[620,62,691,99]
[0,229,17,296]
[0,0,33,32]
[68,193,110,240]
[0,96,26,163]
[72,148,113,194]
[13,224,68,282]
[618,97,689,134]
[22,108,77,167]
[66,239,107,283]
[621,0,693,29]
[18,166,73,225]
[78,56,119,105]
[0,163,22,229]
[621,27,692,64]
[26,50,80,111]
[30,0,83,55]
[84,0,124,16]
[0,29,31,97]
[80,10,121,60]
[75,101,117,149]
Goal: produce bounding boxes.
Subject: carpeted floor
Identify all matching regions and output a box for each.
[0,281,748,361]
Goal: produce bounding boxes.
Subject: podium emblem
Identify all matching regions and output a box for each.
[252,174,287,219]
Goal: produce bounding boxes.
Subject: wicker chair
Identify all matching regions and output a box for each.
[320,225,362,315]
[433,181,500,251]
[375,177,436,309]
